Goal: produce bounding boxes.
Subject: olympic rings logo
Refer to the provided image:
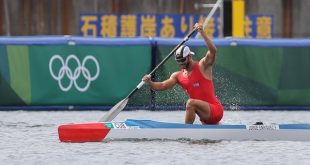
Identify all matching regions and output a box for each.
[49,54,100,92]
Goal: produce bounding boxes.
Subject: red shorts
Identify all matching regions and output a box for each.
[200,103,224,125]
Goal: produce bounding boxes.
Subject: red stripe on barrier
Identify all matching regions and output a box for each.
[58,123,110,142]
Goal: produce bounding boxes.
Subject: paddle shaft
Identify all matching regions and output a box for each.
[195,0,222,39]
[125,28,198,99]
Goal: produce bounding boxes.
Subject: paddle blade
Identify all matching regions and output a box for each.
[99,98,129,122]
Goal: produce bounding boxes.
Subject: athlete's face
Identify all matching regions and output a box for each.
[177,56,189,69]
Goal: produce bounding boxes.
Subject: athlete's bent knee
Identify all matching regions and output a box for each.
[186,99,196,110]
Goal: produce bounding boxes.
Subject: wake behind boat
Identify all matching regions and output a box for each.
[58,119,310,142]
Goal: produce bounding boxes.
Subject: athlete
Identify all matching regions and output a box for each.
[142,23,223,125]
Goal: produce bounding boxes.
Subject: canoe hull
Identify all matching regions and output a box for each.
[58,119,310,142]
[105,129,310,141]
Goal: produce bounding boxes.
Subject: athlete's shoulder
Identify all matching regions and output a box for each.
[171,71,181,78]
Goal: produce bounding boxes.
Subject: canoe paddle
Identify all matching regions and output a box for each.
[99,27,198,122]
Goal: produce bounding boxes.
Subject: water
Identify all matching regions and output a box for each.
[0,110,309,165]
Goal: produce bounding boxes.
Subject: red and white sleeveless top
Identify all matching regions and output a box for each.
[177,62,221,105]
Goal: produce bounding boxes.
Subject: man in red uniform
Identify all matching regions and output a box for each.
[142,23,223,125]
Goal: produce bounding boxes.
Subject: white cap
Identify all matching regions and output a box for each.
[175,45,195,58]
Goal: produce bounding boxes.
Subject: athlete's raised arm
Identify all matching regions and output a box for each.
[194,23,217,68]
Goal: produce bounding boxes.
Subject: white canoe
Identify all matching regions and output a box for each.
[58,119,310,142]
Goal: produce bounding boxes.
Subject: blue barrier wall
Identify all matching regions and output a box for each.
[1,36,310,110]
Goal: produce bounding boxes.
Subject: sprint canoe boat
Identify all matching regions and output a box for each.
[58,119,310,142]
